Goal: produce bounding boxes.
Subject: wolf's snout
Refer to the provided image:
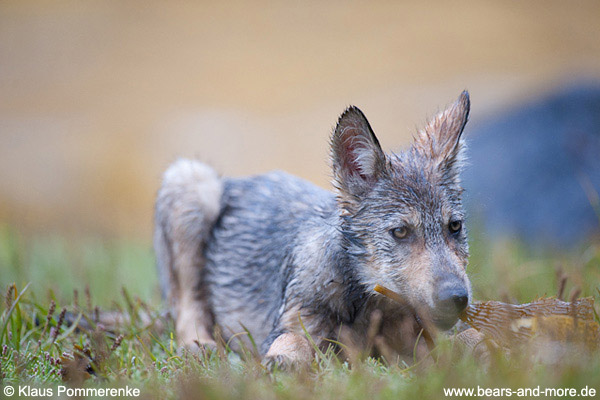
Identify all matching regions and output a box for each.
[437,286,469,314]
[431,277,469,330]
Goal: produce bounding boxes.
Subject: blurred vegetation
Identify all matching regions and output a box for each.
[0,225,158,308]
[0,225,599,399]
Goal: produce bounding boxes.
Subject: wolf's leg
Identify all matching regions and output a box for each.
[263,333,314,370]
[262,306,326,369]
[154,159,223,349]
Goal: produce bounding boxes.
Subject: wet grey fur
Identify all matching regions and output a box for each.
[154,92,473,363]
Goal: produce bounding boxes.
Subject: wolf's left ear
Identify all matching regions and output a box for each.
[331,106,386,198]
[414,91,470,184]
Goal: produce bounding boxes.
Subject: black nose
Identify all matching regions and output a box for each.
[436,286,469,314]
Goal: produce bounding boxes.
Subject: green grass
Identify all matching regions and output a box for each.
[1,224,599,399]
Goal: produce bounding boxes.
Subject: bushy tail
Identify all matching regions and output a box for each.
[153,159,223,347]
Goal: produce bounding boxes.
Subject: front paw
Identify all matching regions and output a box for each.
[262,353,308,371]
[263,333,314,371]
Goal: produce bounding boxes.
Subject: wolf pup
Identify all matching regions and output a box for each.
[154,92,473,368]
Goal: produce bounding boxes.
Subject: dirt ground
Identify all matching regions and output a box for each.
[1,0,599,238]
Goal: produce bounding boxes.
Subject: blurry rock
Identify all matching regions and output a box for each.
[463,83,600,247]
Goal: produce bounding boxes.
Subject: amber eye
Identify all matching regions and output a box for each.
[449,220,462,234]
[391,226,409,240]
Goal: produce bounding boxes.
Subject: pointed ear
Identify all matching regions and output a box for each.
[331,106,386,198]
[413,91,470,183]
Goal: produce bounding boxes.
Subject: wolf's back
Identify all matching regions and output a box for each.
[203,170,336,346]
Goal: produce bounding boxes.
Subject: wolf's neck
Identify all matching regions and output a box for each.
[335,218,371,323]
[292,211,369,324]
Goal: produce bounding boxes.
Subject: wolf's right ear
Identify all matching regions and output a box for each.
[331,106,386,199]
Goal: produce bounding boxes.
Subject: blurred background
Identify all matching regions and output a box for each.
[1,0,599,246]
